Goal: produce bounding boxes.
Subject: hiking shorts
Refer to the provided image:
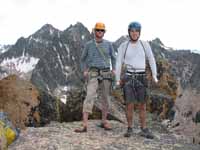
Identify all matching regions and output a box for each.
[122,72,147,104]
[83,69,112,113]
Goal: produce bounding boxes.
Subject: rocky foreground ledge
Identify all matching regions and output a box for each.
[9,117,200,150]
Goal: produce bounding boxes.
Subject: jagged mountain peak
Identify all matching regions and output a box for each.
[42,23,56,29]
[34,23,60,35]
[25,23,62,50]
[28,23,61,43]
[65,22,86,31]
[14,37,27,47]
[64,22,90,38]
[151,38,173,51]
[113,35,129,50]
[152,38,164,46]
[62,22,91,44]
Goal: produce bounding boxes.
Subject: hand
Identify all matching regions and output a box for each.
[113,81,121,90]
[153,75,158,83]
[83,70,89,78]
[116,80,121,86]
[112,69,116,75]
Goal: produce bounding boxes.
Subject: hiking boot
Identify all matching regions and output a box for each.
[74,127,87,133]
[139,128,154,139]
[124,127,132,137]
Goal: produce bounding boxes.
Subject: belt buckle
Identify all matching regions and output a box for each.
[90,71,98,77]
[102,68,110,72]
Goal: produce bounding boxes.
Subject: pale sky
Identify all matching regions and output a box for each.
[0,0,200,50]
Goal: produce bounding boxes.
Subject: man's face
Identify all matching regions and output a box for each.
[95,29,105,39]
[129,29,140,41]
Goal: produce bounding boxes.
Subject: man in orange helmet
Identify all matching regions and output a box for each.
[74,22,116,133]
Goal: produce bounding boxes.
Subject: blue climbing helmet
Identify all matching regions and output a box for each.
[128,21,142,32]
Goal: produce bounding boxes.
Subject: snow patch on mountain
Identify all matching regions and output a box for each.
[0,55,39,73]
[160,44,173,51]
[190,49,200,54]
[29,35,52,45]
[81,35,85,40]
[0,44,10,54]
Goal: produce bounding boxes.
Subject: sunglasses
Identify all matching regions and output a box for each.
[95,29,105,32]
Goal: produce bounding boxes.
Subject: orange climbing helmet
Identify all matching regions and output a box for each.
[94,22,106,30]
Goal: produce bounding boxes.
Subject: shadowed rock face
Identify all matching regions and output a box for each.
[0,75,60,129]
[170,88,200,144]
[149,39,200,144]
[0,75,40,129]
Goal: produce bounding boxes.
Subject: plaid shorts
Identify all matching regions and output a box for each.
[122,72,147,104]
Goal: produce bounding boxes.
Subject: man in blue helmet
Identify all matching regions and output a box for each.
[115,21,158,138]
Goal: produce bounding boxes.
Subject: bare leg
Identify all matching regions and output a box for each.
[126,103,134,128]
[101,107,111,130]
[83,112,89,127]
[75,77,98,133]
[124,103,134,137]
[139,103,146,129]
[101,103,108,124]
[74,112,88,133]
[138,103,154,139]
[101,79,111,130]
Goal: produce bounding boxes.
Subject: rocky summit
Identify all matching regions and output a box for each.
[9,116,200,150]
